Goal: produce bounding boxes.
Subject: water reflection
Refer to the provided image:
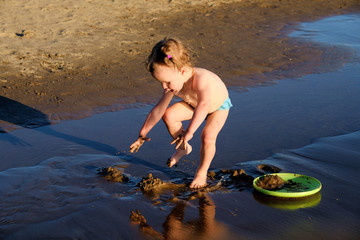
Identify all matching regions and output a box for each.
[253,191,321,210]
[130,193,239,240]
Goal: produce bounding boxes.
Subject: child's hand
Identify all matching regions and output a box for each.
[171,131,185,149]
[171,131,193,150]
[130,136,151,153]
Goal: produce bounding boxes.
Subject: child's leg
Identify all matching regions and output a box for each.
[190,110,229,188]
[162,101,194,166]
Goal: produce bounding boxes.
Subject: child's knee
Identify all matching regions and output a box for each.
[201,132,217,145]
[162,108,173,123]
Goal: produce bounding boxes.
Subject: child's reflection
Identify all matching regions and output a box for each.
[130,193,240,240]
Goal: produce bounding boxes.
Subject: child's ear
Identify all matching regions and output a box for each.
[179,67,185,75]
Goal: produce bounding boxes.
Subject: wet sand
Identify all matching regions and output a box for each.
[1,60,360,238]
[1,0,360,132]
[1,1,360,239]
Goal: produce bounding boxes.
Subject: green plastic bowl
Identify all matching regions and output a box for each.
[253,173,322,198]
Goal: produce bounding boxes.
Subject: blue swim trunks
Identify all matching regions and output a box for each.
[217,97,233,111]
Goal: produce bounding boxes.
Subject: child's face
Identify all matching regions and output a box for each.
[152,64,185,93]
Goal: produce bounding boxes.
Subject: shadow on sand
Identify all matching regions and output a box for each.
[0,96,118,154]
[0,96,168,171]
[0,96,50,132]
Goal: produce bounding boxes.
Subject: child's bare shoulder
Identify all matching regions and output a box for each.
[194,68,220,81]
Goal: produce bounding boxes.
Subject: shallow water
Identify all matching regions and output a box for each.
[1,14,360,239]
[290,14,360,53]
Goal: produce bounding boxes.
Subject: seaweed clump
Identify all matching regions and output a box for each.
[208,169,254,183]
[98,166,129,182]
[229,169,254,183]
[130,209,147,225]
[257,164,282,173]
[138,173,165,192]
[256,174,285,190]
[130,209,163,239]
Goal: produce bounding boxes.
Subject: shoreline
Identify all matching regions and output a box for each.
[1,11,360,238]
[1,0,360,132]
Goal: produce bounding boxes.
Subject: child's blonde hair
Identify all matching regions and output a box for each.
[147,38,192,73]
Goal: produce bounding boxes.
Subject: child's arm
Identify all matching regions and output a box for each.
[183,77,211,145]
[130,90,174,153]
[139,89,174,137]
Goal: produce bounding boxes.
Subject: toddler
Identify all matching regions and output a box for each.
[130,38,232,188]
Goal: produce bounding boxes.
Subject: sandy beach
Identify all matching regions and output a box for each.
[1,0,360,131]
[1,0,360,239]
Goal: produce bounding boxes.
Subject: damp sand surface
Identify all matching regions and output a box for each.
[1,7,360,240]
[1,0,360,131]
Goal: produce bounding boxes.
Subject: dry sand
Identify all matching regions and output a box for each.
[1,0,360,129]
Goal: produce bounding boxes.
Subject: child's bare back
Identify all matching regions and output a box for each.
[176,67,229,113]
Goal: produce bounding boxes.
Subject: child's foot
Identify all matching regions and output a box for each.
[189,174,208,189]
[166,157,177,168]
[167,144,192,168]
